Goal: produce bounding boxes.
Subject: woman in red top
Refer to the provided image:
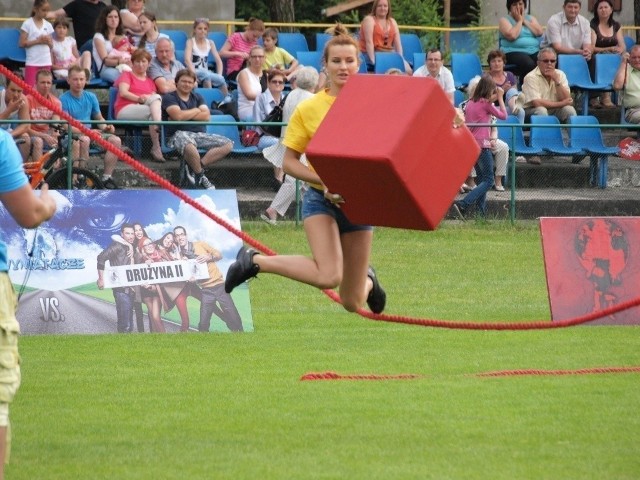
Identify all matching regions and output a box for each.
[113,48,165,162]
[358,0,408,73]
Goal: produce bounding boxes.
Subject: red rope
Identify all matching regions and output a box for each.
[5,64,638,332]
[300,371,423,381]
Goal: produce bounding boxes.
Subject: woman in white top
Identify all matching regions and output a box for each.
[93,5,130,83]
[19,0,54,87]
[237,45,266,120]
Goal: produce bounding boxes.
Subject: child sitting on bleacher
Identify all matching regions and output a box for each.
[107,35,135,72]
[261,28,300,81]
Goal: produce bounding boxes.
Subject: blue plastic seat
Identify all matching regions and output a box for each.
[530,115,584,155]
[207,31,227,51]
[0,28,25,65]
[496,115,544,155]
[277,33,309,58]
[399,33,423,67]
[315,33,331,52]
[451,53,482,90]
[161,30,188,64]
[373,52,405,74]
[569,115,619,188]
[454,89,465,107]
[194,87,225,112]
[413,52,425,71]
[206,115,259,154]
[295,51,322,72]
[624,35,635,52]
[557,54,609,114]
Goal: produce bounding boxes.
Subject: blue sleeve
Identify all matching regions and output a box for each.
[89,92,101,119]
[0,130,28,194]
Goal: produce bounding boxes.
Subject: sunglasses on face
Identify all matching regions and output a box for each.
[540,59,556,64]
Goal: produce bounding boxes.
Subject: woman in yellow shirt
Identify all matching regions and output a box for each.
[225,25,386,314]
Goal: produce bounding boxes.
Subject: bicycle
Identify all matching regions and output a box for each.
[23,124,104,190]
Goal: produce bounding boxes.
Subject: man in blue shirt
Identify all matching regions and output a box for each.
[60,65,122,189]
[0,128,56,479]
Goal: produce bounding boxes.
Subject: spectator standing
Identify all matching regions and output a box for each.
[589,0,624,108]
[0,75,32,162]
[50,16,92,80]
[19,0,54,87]
[542,0,593,61]
[137,12,168,58]
[148,37,186,94]
[412,48,455,104]
[219,18,265,81]
[613,47,640,123]
[522,47,577,124]
[113,48,165,162]
[498,0,544,81]
[358,0,410,74]
[27,69,62,162]
[261,66,319,225]
[0,127,56,480]
[93,5,131,83]
[161,69,232,189]
[48,0,107,49]
[261,28,300,80]
[60,65,122,188]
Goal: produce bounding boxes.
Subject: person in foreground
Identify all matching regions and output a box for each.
[224,26,386,314]
[0,128,56,480]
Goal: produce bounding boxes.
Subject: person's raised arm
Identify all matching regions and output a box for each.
[0,183,56,229]
[209,40,224,75]
[523,14,543,37]
[613,51,630,90]
[361,16,376,64]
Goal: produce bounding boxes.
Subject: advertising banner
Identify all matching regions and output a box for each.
[1,190,253,334]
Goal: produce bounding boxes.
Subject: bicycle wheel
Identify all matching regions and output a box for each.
[46,168,105,190]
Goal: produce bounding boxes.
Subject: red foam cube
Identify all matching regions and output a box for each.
[306,75,480,230]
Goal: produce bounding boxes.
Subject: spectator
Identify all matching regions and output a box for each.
[148,37,186,94]
[498,0,544,81]
[253,69,286,151]
[184,17,231,102]
[359,0,410,74]
[0,127,56,480]
[486,49,526,124]
[219,17,265,81]
[261,66,319,225]
[613,47,640,123]
[48,0,107,49]
[104,34,135,72]
[261,28,300,80]
[0,74,32,162]
[60,65,122,188]
[161,69,232,189]
[542,0,592,61]
[173,226,243,332]
[50,16,92,80]
[522,47,577,123]
[19,0,54,87]
[93,5,131,83]
[137,11,168,58]
[412,48,455,104]
[237,45,267,121]
[113,48,165,162]
[119,0,145,45]
[589,0,624,108]
[27,69,62,162]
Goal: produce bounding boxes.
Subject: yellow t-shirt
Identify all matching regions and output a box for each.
[283,89,336,190]
[262,47,294,71]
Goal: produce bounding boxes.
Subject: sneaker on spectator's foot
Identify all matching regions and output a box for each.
[217,94,233,108]
[183,163,195,186]
[366,267,386,314]
[195,172,215,190]
[224,246,260,293]
[515,92,526,110]
[102,177,119,189]
[515,156,526,163]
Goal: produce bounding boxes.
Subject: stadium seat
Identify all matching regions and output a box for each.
[194,87,225,112]
[0,28,25,66]
[530,115,584,156]
[373,52,405,74]
[557,54,609,115]
[496,115,544,155]
[277,33,309,58]
[451,53,482,90]
[399,33,423,67]
[161,30,188,64]
[595,53,621,104]
[454,89,465,107]
[315,32,331,52]
[295,51,323,72]
[206,114,259,154]
[624,35,635,52]
[569,115,619,188]
[413,52,425,71]
[207,31,227,51]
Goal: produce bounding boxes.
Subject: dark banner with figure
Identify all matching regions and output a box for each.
[1,190,253,334]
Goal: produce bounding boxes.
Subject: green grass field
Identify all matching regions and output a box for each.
[12,221,640,479]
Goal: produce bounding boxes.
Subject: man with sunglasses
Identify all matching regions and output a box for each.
[522,47,576,123]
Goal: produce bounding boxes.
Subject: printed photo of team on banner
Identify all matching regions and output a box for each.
[1,190,253,335]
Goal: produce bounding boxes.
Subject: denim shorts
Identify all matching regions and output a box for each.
[301,187,372,234]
